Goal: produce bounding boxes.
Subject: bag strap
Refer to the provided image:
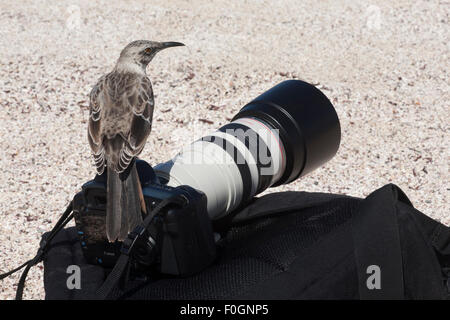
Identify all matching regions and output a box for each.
[0,201,74,300]
[94,194,188,300]
[214,191,348,231]
[352,184,407,299]
[430,223,450,297]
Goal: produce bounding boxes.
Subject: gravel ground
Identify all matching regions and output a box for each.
[0,0,448,300]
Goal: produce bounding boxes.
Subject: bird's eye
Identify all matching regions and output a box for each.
[144,48,152,54]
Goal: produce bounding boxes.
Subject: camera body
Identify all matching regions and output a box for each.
[73,160,216,276]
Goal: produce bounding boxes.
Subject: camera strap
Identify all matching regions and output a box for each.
[0,194,188,300]
[95,194,188,300]
[0,201,74,300]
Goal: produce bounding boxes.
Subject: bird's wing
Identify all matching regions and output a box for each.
[87,75,106,173]
[117,76,154,172]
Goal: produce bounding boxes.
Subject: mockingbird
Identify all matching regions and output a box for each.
[87,40,184,242]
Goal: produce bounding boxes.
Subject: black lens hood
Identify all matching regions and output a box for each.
[233,80,341,186]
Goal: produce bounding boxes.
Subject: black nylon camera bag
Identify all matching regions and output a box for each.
[39,183,449,300]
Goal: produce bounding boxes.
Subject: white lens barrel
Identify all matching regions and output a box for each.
[154,117,286,219]
[154,140,244,219]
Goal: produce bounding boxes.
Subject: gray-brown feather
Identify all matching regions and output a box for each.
[88,70,153,242]
[87,39,185,242]
[87,71,154,174]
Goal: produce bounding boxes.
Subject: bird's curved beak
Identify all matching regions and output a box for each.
[159,42,185,50]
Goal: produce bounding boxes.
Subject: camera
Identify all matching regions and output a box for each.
[73,160,216,276]
[73,80,341,276]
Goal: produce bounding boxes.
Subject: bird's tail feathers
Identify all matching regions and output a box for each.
[124,164,145,232]
[106,161,144,242]
[106,168,122,242]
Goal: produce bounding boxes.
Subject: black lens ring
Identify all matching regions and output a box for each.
[233,102,307,186]
[218,122,273,194]
[200,135,253,205]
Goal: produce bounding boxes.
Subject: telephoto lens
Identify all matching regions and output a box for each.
[154,80,341,219]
